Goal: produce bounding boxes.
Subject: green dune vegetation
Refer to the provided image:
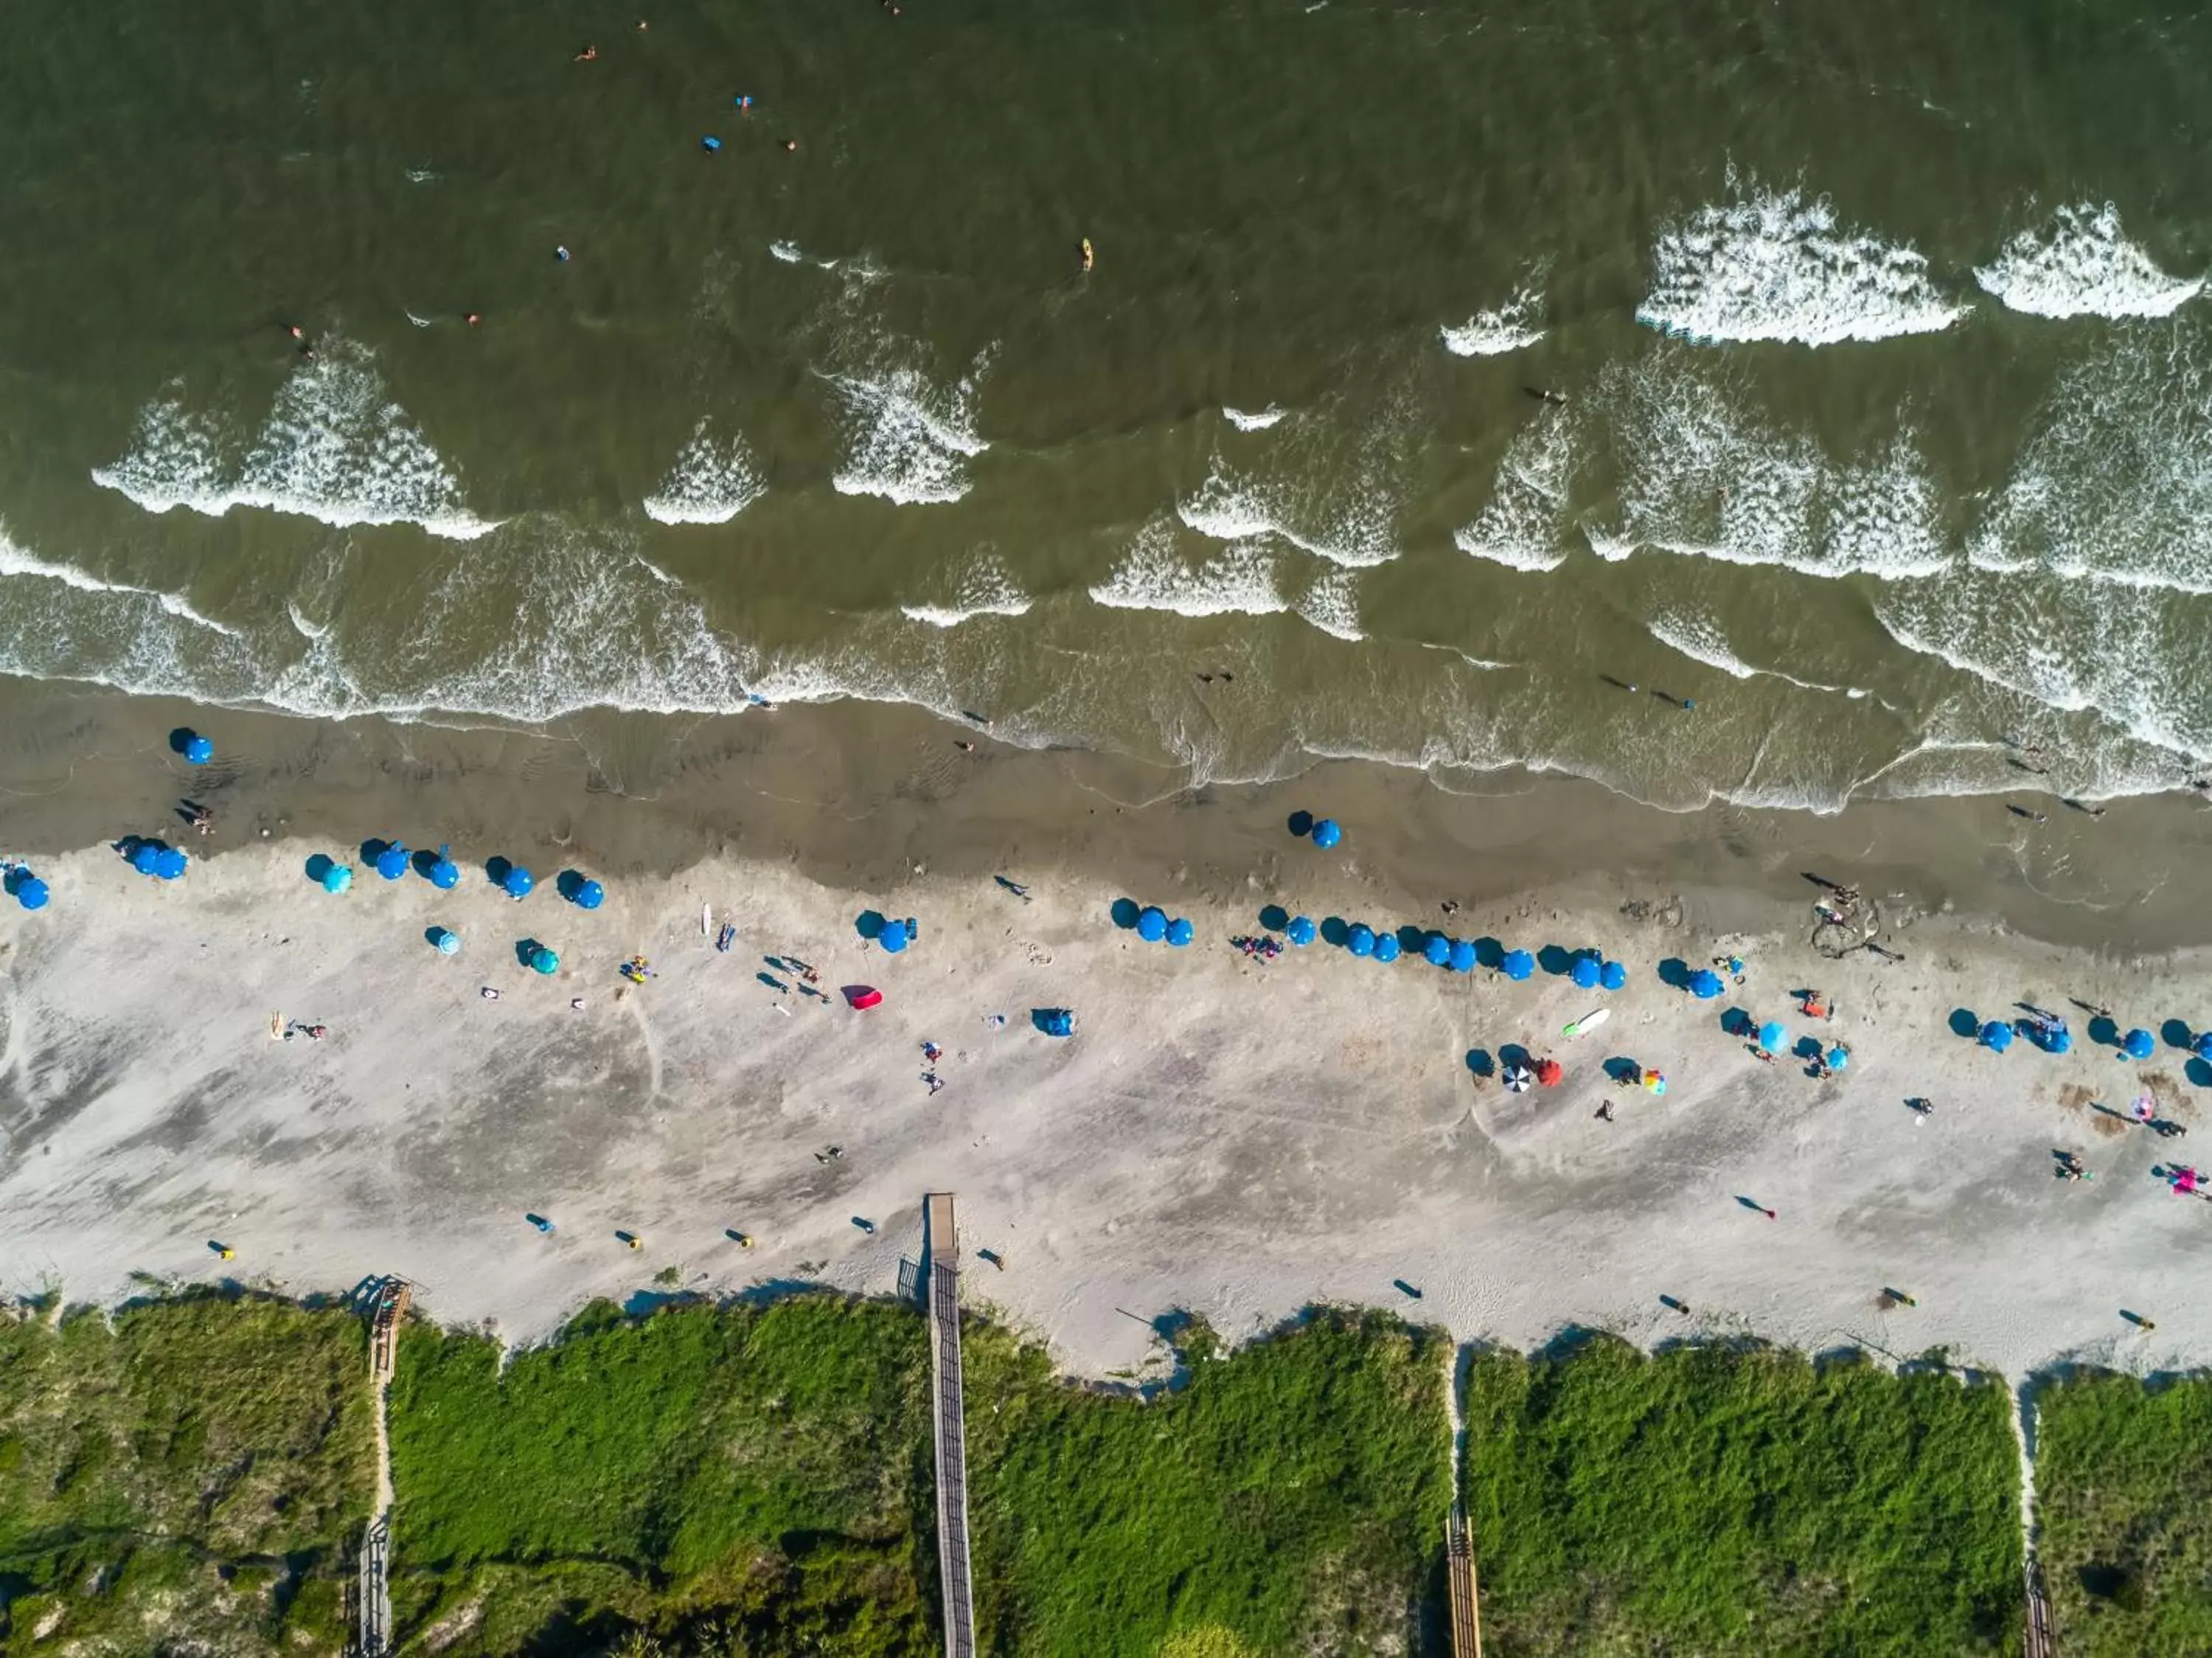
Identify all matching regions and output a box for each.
[386,1299,1447,1658]
[1459,1336,2024,1656]
[0,1290,374,1654]
[386,1295,936,1655]
[20,1288,2211,1658]
[2033,1370,2212,1655]
[963,1309,1452,1658]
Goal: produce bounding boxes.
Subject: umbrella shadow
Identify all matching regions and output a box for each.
[1948,1007,1980,1040]
[1464,1048,1494,1078]
[2087,1015,2120,1050]
[1602,1056,1641,1084]
[856,909,888,940]
[1498,1043,1531,1072]
[304,853,338,886]
[1473,937,1505,970]
[1287,810,1315,839]
[1259,903,1289,932]
[1721,1007,1755,1039]
[1319,917,1350,948]
[2163,1019,2194,1051]
[1110,898,1141,929]
[2189,1058,2212,1089]
[514,938,546,968]
[1537,944,1573,977]
[1658,957,1691,990]
[485,854,515,887]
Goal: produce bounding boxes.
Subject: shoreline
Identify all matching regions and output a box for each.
[4,680,2212,1384]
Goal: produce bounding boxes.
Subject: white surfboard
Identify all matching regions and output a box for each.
[1562,1006,1610,1039]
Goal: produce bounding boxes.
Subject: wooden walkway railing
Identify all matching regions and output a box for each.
[2025,1559,2056,1658]
[1447,1507,1484,1658]
[927,1193,976,1658]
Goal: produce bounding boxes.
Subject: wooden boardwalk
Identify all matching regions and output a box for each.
[2025,1560,2056,1658]
[351,1277,408,1658]
[1447,1507,1484,1658]
[927,1194,977,1658]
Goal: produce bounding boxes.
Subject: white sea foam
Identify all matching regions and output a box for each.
[0,527,264,703]
[1975,204,2202,320]
[900,551,1034,627]
[1875,568,2212,760]
[1441,286,1546,356]
[644,420,768,525]
[770,240,804,263]
[1969,333,2212,594]
[1453,409,1579,572]
[0,531,237,636]
[1178,444,1400,569]
[1223,406,1288,431]
[1090,521,1286,617]
[94,344,495,540]
[1604,360,1950,579]
[827,355,989,506]
[1638,172,1966,347]
[1293,569,1363,641]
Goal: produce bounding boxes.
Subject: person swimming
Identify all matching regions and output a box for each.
[1079,237,1094,274]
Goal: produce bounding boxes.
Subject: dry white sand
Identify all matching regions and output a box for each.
[2,839,2208,1385]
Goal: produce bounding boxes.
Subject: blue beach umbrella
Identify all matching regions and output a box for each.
[879,920,911,954]
[502,864,535,900]
[427,846,461,889]
[182,734,214,765]
[1166,918,1195,948]
[1501,949,1535,982]
[1136,906,1168,943]
[1287,915,1317,946]
[1600,960,1628,991]
[1347,923,1376,957]
[1570,953,1601,990]
[1826,1047,1850,1072]
[1980,1020,2013,1052]
[13,876,48,911]
[375,842,409,881]
[155,848,188,881]
[2123,1027,2156,1061]
[430,927,462,955]
[574,878,605,910]
[529,946,560,975]
[1688,968,1725,999]
[2195,1031,2212,1064]
[1373,933,1400,964]
[1423,933,1451,968]
[131,843,162,875]
[1758,1020,1788,1054]
[1310,818,1342,850]
[321,862,353,894]
[2045,1024,2073,1055]
[1449,939,1477,974]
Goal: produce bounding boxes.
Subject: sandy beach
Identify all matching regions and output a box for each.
[5,685,2212,1385]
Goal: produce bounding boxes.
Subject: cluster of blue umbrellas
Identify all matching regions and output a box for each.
[128,841,189,881]
[4,865,48,912]
[1568,951,1628,991]
[1421,934,1478,973]
[1343,923,1402,962]
[1135,906,1197,948]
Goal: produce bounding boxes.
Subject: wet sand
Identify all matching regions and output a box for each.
[4,681,2212,1381]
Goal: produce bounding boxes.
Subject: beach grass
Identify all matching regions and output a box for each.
[1459,1336,2023,1656]
[965,1307,1453,1657]
[0,1290,373,1651]
[386,1294,936,1655]
[2034,1370,2212,1654]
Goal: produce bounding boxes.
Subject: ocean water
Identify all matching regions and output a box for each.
[4,0,2212,810]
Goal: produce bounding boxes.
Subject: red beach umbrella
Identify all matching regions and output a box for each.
[1536,1058,1564,1088]
[844,985,883,1010]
